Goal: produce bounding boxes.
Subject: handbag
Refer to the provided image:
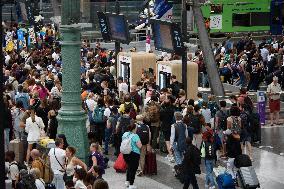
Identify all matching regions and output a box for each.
[35,122,46,137]
[53,149,67,182]
[200,142,206,158]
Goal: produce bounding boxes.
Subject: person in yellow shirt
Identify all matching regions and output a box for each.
[118,94,137,115]
[31,149,44,178]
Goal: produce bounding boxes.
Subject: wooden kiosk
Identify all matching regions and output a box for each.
[157,60,198,100]
[117,52,157,86]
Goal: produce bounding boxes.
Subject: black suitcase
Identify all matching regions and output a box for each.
[234,154,252,168]
[238,166,260,189]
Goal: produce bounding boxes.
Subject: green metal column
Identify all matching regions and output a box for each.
[57,0,88,162]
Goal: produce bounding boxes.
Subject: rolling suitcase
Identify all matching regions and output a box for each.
[238,166,260,189]
[144,151,157,175]
[234,154,252,168]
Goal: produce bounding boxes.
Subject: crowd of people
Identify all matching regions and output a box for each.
[2,21,273,189]
[191,34,284,90]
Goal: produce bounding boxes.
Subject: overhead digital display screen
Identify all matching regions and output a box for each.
[153,22,173,51]
[151,19,184,55]
[106,13,130,44]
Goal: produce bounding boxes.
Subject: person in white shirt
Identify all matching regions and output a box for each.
[25,108,45,163]
[5,151,19,187]
[48,138,66,189]
[74,168,87,189]
[200,102,212,124]
[118,76,129,99]
[267,76,282,125]
[30,168,45,189]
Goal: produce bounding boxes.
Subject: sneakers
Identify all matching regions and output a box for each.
[209,186,215,189]
[166,154,175,163]
[129,185,137,189]
[137,170,143,177]
[125,181,130,188]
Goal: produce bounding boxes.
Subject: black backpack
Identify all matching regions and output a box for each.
[124,103,137,120]
[218,110,228,130]
[118,116,132,134]
[136,123,150,145]
[204,141,215,160]
[190,114,202,134]
[243,96,253,112]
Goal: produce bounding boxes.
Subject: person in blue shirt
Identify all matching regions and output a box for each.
[122,122,142,189]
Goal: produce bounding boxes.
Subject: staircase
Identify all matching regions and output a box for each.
[1,0,54,26]
[41,0,55,24]
[2,3,17,24]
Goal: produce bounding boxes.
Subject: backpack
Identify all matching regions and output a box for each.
[218,110,228,130]
[243,96,253,112]
[146,102,160,123]
[124,103,137,120]
[117,116,132,134]
[136,123,150,145]
[21,174,37,189]
[92,106,105,123]
[204,141,215,160]
[10,162,27,171]
[190,114,203,134]
[40,157,54,184]
[231,117,241,135]
[171,82,181,97]
[240,111,250,132]
[16,94,29,110]
[120,133,134,154]
[174,122,187,152]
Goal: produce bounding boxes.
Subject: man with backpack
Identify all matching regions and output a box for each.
[240,104,253,160]
[119,94,138,120]
[237,88,253,112]
[105,107,120,155]
[169,75,182,98]
[215,100,228,159]
[115,106,133,156]
[15,85,30,110]
[201,126,216,189]
[182,137,201,189]
[5,151,20,188]
[170,112,188,165]
[92,97,106,145]
[135,115,151,176]
[191,105,205,150]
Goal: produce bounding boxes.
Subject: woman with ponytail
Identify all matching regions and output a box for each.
[25,106,45,164]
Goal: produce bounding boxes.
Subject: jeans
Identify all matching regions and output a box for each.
[104,127,112,153]
[183,171,199,189]
[205,159,215,187]
[52,174,65,189]
[236,72,245,87]
[123,152,140,185]
[4,128,10,152]
[173,142,183,165]
[14,130,25,140]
